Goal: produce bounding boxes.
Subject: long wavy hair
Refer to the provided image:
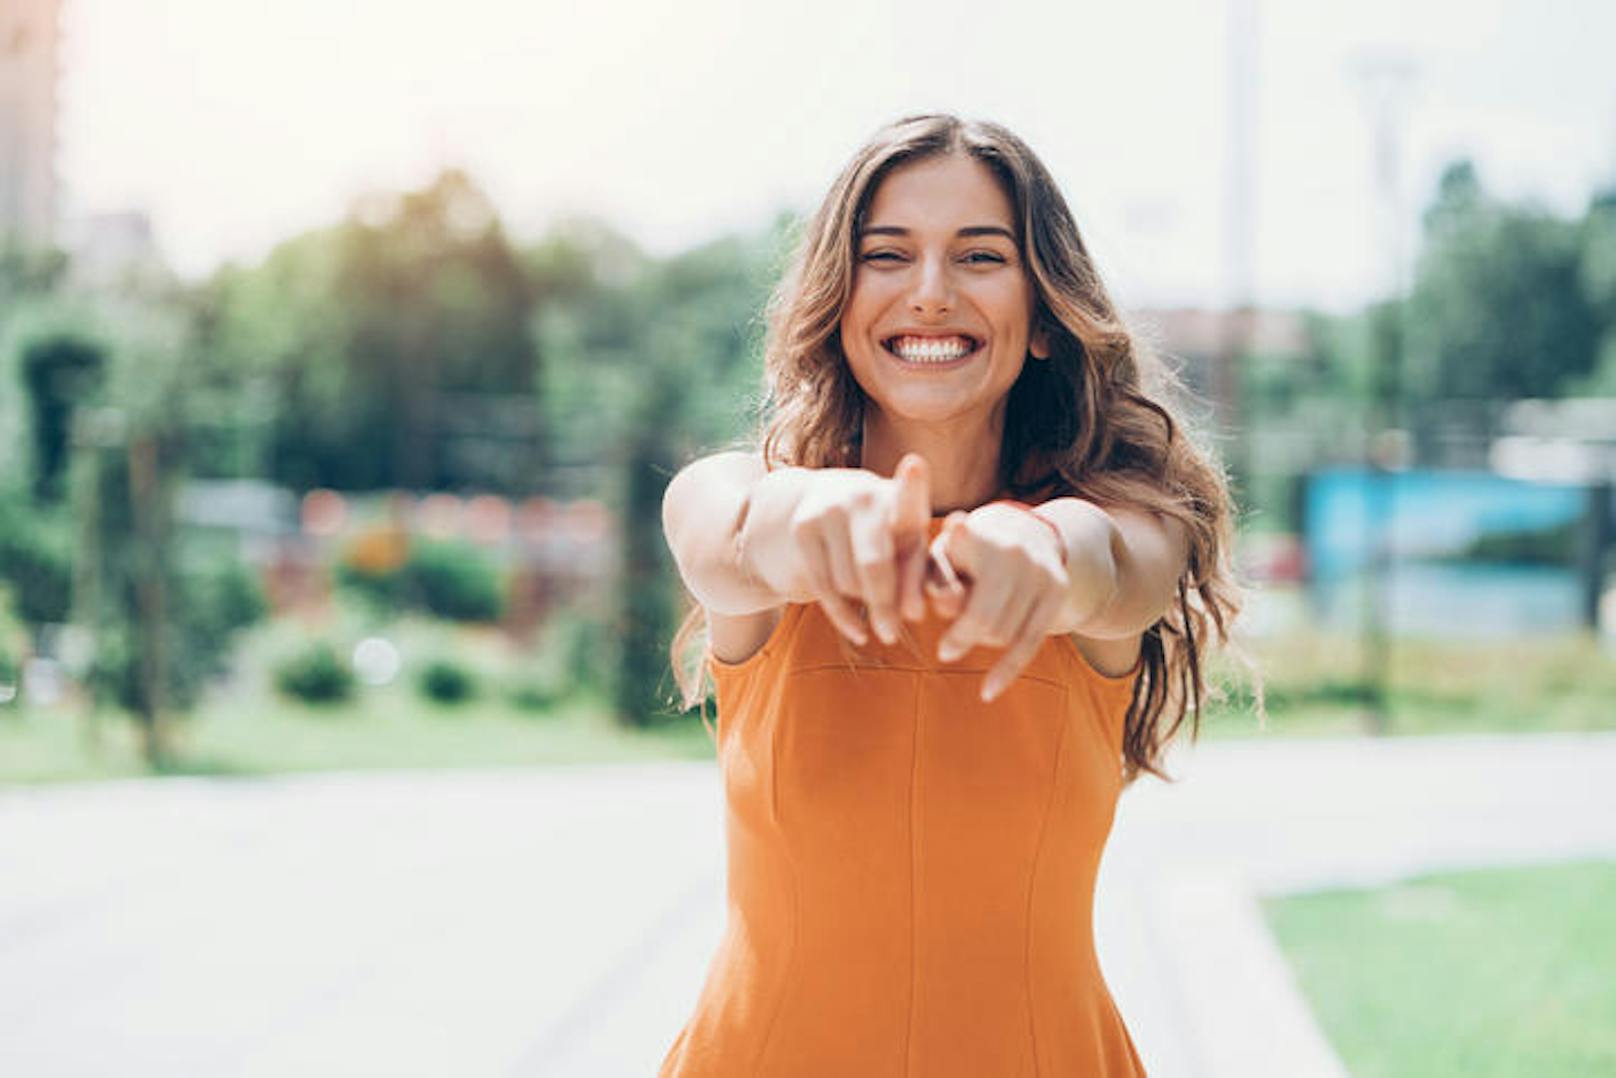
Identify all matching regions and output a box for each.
[670,113,1260,785]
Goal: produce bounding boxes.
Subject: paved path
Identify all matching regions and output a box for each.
[2,732,1614,1077]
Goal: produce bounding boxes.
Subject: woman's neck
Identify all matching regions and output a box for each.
[859,408,1003,515]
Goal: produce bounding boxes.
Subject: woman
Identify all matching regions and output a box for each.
[658,113,1248,1076]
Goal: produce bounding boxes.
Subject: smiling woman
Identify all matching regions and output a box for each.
[657,113,1253,1076]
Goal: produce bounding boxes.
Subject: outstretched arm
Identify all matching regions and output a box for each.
[928,496,1192,700]
[1031,498,1191,639]
[661,450,801,616]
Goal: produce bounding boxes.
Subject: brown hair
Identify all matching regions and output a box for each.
[671,113,1260,785]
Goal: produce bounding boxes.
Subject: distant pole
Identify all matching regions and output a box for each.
[69,408,115,753]
[1581,480,1612,632]
[1351,52,1417,736]
[1219,0,1260,502]
[128,433,170,768]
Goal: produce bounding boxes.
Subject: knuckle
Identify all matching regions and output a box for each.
[853,555,892,581]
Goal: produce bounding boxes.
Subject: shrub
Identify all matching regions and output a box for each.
[419,658,476,705]
[508,678,563,712]
[406,541,503,622]
[273,642,355,705]
[0,644,17,707]
[335,527,409,614]
[0,493,73,625]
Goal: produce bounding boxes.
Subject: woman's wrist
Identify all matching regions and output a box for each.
[735,466,819,600]
[1028,498,1120,631]
[988,499,1067,567]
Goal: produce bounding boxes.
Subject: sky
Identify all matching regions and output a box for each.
[55,0,1616,312]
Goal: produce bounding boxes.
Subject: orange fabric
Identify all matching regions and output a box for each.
[661,517,1148,1076]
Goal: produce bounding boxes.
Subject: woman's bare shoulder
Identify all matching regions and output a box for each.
[1070,631,1144,679]
[708,605,785,665]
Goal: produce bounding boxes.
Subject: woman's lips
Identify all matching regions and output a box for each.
[881,334,982,365]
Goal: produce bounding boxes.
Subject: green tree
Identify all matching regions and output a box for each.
[21,335,105,502]
[525,214,789,724]
[1407,160,1604,402]
[1571,188,1616,395]
[202,169,541,493]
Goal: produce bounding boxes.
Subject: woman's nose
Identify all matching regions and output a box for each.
[909,254,953,313]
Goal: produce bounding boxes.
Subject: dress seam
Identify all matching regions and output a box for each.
[1023,687,1068,1078]
[904,670,922,1077]
[787,662,1067,691]
[753,662,798,1073]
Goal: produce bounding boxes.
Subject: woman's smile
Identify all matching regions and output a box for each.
[882,333,983,368]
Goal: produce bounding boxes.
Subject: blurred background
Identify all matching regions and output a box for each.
[1,1,1613,1075]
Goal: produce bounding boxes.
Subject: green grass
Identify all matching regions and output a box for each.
[1198,629,1616,739]
[1264,860,1616,1077]
[0,684,717,785]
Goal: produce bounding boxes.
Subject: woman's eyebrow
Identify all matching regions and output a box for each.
[858,225,1015,240]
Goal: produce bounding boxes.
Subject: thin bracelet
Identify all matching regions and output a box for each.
[987,499,1068,567]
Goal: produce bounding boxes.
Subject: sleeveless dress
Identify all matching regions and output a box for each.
[660,516,1148,1077]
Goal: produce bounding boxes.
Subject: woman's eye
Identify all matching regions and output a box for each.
[964,251,1007,264]
[861,251,904,262]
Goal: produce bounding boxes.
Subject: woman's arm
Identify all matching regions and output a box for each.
[661,450,936,644]
[1031,498,1191,639]
[661,450,807,616]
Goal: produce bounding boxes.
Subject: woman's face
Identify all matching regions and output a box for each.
[840,152,1047,431]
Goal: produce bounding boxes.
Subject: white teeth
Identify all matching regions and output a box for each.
[888,335,975,363]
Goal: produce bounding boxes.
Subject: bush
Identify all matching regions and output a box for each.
[508,678,564,712]
[181,548,268,638]
[419,658,477,705]
[420,659,475,707]
[0,644,17,707]
[406,541,503,622]
[0,493,73,625]
[273,642,355,705]
[335,527,409,614]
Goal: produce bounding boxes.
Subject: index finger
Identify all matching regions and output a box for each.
[980,589,1066,702]
[892,453,930,534]
[892,454,931,620]
[850,509,899,644]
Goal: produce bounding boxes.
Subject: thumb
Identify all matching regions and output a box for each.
[925,510,969,620]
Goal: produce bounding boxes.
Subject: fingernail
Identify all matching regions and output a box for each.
[981,682,999,703]
[938,642,960,662]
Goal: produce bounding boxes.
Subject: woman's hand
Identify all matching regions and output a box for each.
[929,503,1071,702]
[785,452,933,646]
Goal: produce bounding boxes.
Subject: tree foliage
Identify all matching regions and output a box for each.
[1407,160,1607,402]
[202,170,541,492]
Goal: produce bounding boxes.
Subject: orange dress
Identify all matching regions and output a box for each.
[660,519,1148,1077]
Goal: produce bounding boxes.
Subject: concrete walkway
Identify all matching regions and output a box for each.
[2,732,1614,1077]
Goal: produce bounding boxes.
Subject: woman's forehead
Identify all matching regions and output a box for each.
[862,154,1015,234]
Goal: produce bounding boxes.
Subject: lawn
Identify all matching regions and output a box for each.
[1263,859,1616,1077]
[0,683,716,785]
[1197,629,1616,739]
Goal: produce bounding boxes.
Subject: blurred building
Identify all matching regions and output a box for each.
[0,0,59,248]
[1132,307,1310,402]
[64,209,167,289]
